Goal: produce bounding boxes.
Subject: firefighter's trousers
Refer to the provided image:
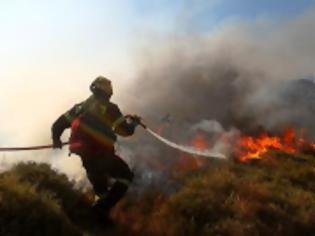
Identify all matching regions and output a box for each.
[81,151,133,213]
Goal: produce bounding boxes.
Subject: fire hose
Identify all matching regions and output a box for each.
[0,142,70,152]
[0,121,225,159]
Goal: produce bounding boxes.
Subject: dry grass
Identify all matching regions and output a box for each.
[1,151,315,235]
[113,151,315,236]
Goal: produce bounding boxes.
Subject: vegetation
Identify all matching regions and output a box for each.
[0,162,92,236]
[1,151,315,235]
[113,151,315,236]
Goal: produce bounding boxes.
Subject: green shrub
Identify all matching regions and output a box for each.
[0,162,91,236]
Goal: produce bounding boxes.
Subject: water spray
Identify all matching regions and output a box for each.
[138,121,226,159]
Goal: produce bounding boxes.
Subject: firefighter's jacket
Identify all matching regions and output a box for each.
[52,95,136,155]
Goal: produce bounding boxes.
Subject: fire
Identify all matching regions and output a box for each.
[237,128,314,162]
[190,133,209,168]
[174,132,208,171]
[191,133,208,150]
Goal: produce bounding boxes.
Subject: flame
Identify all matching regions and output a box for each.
[236,128,314,161]
[191,133,208,150]
[156,124,315,170]
[174,132,209,171]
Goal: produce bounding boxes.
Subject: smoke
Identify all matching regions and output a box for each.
[114,9,315,190]
[127,10,315,135]
[191,120,224,133]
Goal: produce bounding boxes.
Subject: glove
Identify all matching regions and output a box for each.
[53,139,63,149]
[131,115,142,125]
[125,114,142,126]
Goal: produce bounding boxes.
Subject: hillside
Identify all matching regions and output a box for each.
[1,151,315,235]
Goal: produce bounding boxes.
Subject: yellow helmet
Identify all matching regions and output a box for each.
[90,76,113,97]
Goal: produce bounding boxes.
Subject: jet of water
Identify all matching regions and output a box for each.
[146,128,226,159]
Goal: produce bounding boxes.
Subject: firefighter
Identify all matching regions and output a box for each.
[51,76,140,225]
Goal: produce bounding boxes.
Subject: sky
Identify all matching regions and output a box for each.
[0,0,314,177]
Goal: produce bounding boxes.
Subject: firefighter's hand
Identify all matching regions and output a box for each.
[53,139,63,149]
[131,115,142,125]
[125,114,142,126]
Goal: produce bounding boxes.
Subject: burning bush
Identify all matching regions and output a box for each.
[236,128,315,161]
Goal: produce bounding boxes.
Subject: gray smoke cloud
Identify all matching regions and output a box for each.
[115,9,315,191]
[126,9,315,136]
